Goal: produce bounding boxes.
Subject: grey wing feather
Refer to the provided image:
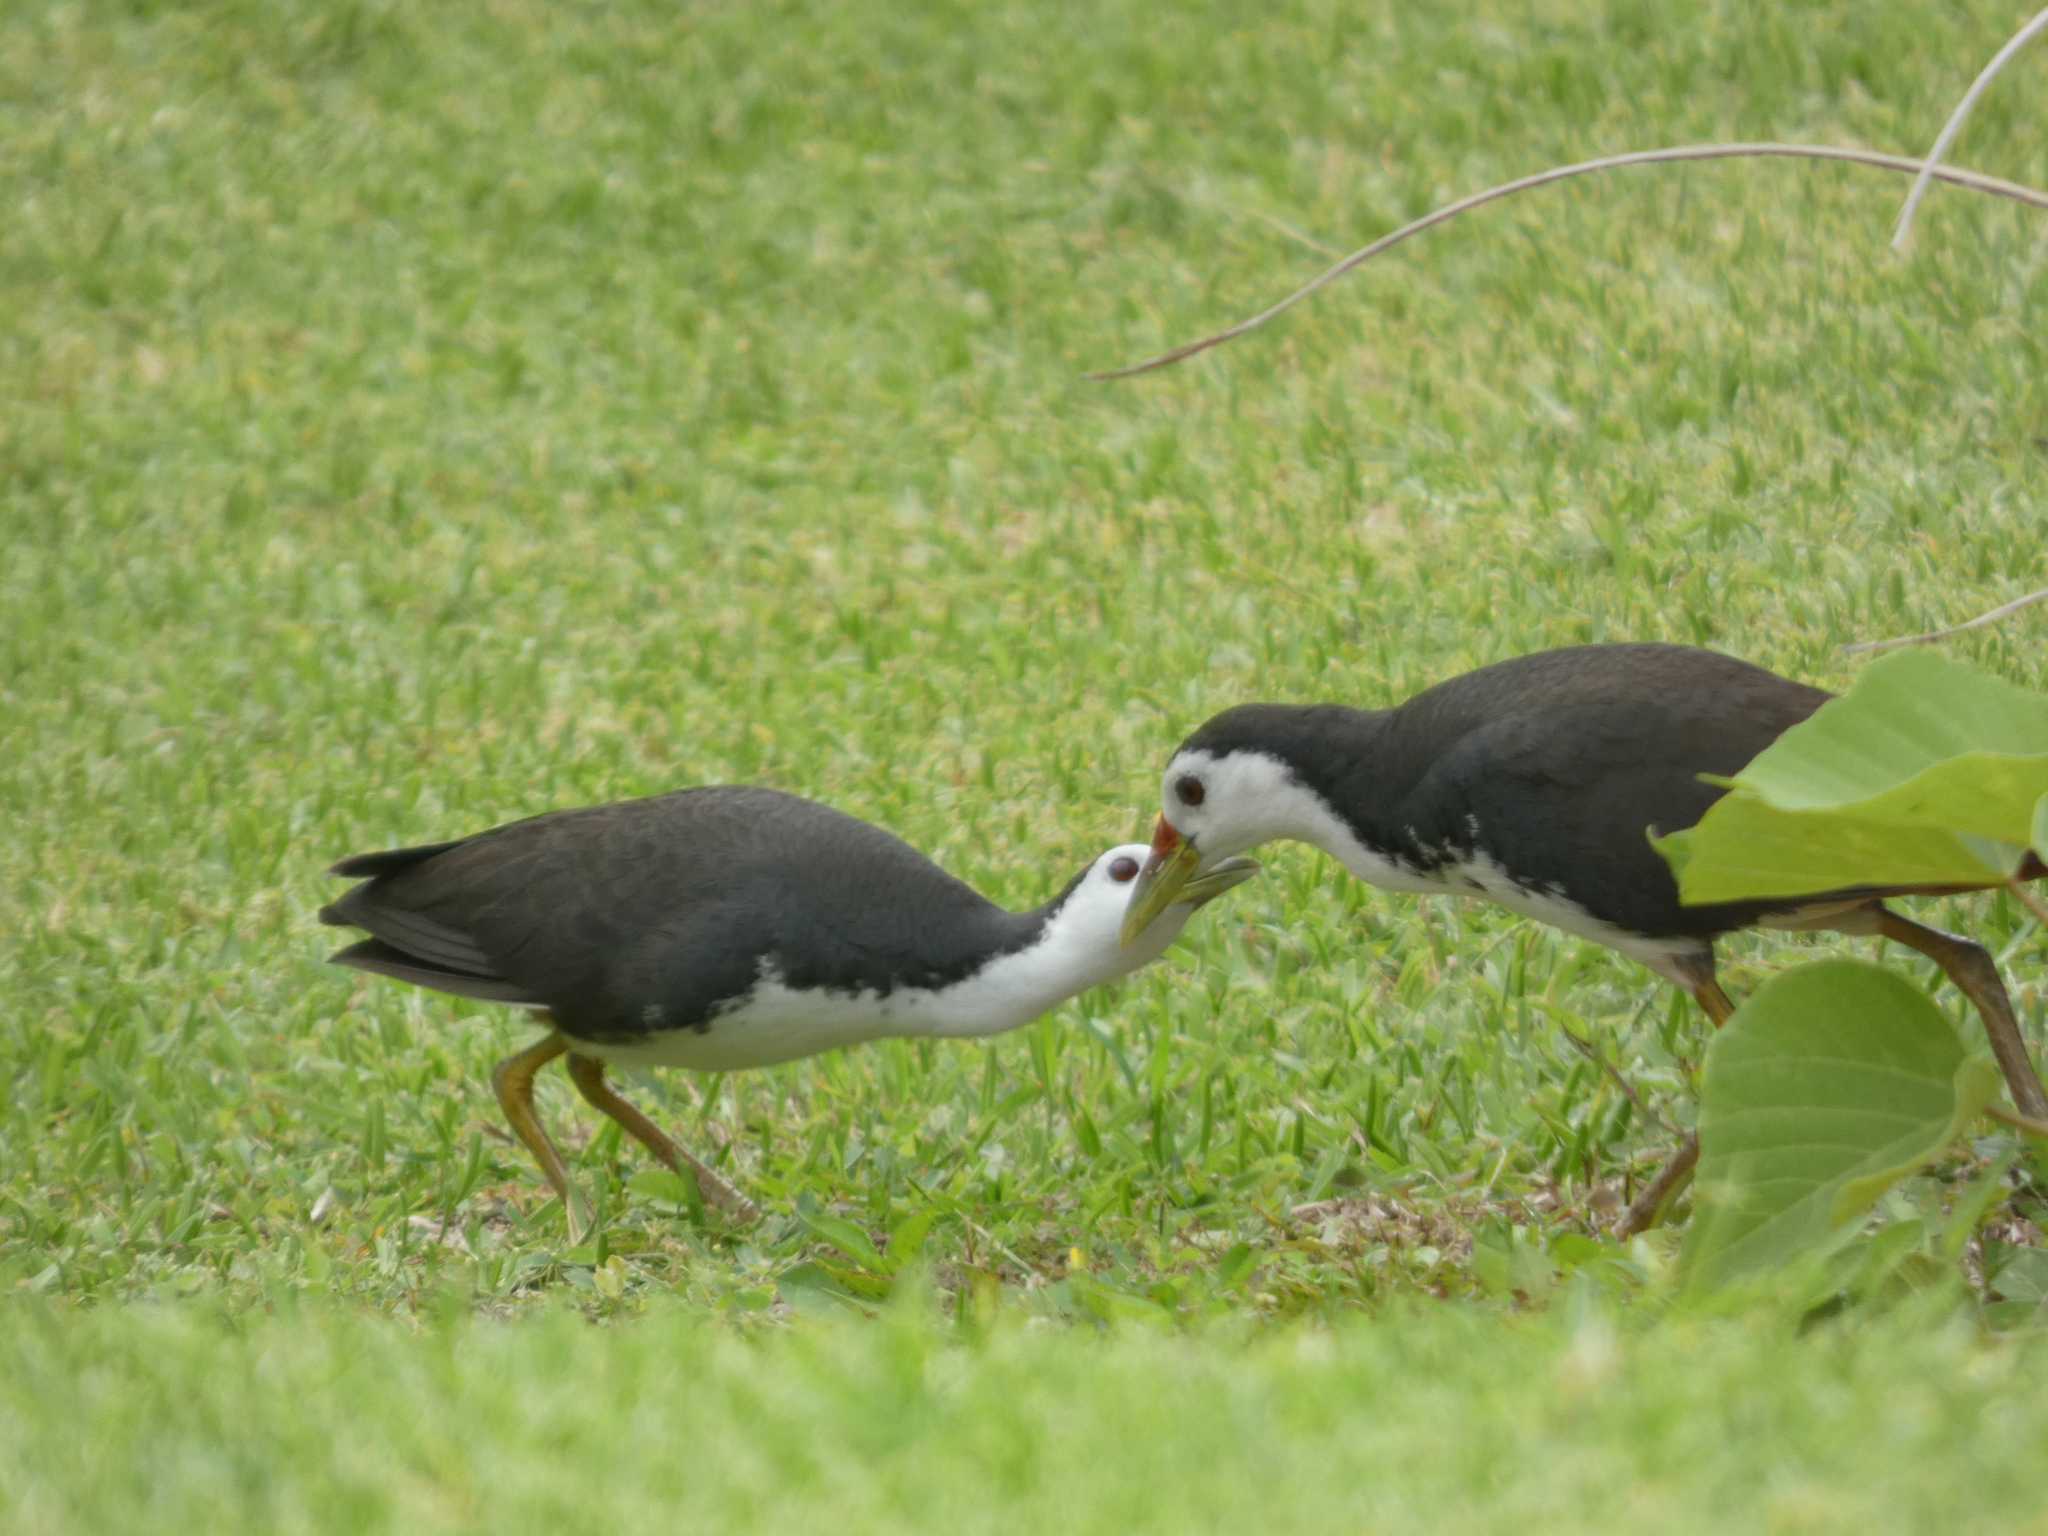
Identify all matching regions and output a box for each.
[327,939,541,1006]
[328,839,467,878]
[319,884,498,974]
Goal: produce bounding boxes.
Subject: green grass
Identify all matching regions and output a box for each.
[3,0,2046,1522]
[7,1294,2048,1534]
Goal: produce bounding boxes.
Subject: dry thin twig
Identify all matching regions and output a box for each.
[1235,205,1345,259]
[1892,6,2048,250]
[1841,587,2048,654]
[1555,1019,1677,1138]
[1090,143,2048,380]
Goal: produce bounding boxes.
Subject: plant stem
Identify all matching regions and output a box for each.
[1615,1134,1700,1239]
[1891,6,2048,250]
[1984,1103,2048,1142]
[1090,143,2048,380]
[1842,587,2048,654]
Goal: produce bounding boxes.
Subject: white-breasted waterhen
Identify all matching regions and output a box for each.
[1118,644,2048,1230]
[322,785,1257,1231]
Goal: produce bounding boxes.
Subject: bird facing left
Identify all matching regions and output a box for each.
[320,785,1257,1233]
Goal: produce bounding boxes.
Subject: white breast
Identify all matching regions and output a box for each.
[565,904,1176,1073]
[1437,849,1706,980]
[1308,802,1705,981]
[574,976,904,1071]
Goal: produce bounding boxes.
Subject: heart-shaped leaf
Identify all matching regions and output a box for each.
[1682,960,1999,1292]
[1655,650,2048,902]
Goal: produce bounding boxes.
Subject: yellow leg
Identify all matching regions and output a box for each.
[1874,908,2048,1120]
[1694,978,1735,1028]
[565,1052,761,1223]
[490,1029,592,1240]
[1614,974,1733,1238]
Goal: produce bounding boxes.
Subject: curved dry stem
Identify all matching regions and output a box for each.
[1091,143,2048,381]
[1892,6,2048,251]
[1842,587,2048,655]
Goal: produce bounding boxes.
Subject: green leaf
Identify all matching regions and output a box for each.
[798,1207,885,1270]
[2033,791,2048,860]
[1988,1245,2048,1307]
[884,1208,941,1274]
[1939,1151,2018,1263]
[1830,1215,1929,1302]
[1683,960,1998,1292]
[1656,650,2048,903]
[1656,795,2021,900]
[625,1170,693,1203]
[626,1168,708,1224]
[1215,1242,1256,1290]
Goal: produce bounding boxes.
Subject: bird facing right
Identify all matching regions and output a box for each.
[322,785,1259,1231]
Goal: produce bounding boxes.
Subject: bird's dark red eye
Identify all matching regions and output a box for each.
[1176,775,1205,807]
[1110,856,1140,882]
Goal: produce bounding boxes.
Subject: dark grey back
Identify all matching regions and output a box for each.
[1183,645,1833,939]
[323,787,1047,1042]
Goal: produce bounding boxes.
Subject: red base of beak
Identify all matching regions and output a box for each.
[1148,815,1181,861]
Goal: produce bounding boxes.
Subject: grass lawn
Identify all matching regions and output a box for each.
[8,1295,2048,1534]
[3,0,2045,1526]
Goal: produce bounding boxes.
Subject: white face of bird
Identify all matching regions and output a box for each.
[1057,841,1259,978]
[1155,749,1319,864]
[908,844,1256,1041]
[1118,749,1334,949]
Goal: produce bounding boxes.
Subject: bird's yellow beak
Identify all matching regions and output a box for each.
[1119,815,1203,947]
[1178,855,1260,908]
